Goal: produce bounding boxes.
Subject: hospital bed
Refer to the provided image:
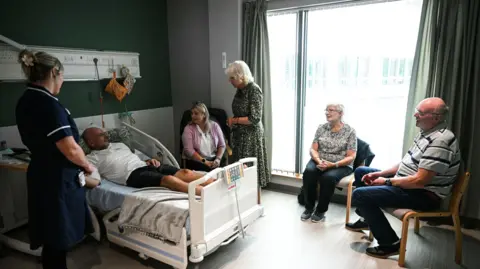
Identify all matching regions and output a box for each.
[86,122,264,269]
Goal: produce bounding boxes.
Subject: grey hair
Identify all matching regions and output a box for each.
[191,102,212,132]
[225,60,254,84]
[436,103,450,122]
[326,103,345,113]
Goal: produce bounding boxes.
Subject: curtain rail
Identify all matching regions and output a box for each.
[267,0,402,15]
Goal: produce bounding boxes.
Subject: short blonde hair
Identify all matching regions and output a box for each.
[225,60,254,84]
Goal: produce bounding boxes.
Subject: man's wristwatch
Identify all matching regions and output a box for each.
[385,178,392,186]
[201,158,206,163]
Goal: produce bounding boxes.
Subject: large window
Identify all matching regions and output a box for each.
[268,0,423,174]
[268,13,298,173]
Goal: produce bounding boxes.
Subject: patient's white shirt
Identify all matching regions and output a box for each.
[86,143,147,185]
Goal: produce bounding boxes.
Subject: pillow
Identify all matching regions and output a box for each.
[78,138,92,155]
[107,127,135,152]
[78,126,134,155]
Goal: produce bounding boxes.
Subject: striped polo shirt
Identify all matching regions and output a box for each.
[396,123,461,198]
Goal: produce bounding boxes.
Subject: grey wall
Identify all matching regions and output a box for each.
[208,0,243,116]
[167,0,211,159]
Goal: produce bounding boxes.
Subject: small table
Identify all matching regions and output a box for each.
[0,157,41,257]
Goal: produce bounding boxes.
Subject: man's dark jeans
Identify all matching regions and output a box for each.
[352,167,441,246]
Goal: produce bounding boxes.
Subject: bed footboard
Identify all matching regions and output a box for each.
[187,158,264,263]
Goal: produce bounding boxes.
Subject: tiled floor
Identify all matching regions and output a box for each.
[1,190,480,269]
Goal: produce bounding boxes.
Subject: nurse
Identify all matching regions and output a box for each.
[15,49,96,269]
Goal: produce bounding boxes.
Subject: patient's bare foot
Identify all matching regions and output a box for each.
[200,178,215,187]
[195,186,203,196]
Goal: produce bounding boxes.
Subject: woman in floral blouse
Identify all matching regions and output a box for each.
[300,104,357,223]
[225,60,270,189]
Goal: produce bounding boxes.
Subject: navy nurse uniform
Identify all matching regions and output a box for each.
[15,84,92,254]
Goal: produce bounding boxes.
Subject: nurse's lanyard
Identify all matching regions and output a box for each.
[93,58,105,128]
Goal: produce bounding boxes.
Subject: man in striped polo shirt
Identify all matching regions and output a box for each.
[346,97,461,259]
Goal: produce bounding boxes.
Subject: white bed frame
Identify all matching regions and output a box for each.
[94,122,264,269]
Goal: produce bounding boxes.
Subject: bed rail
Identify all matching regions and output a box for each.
[121,122,179,168]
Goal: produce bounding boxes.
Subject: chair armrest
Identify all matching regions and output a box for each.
[337,174,354,188]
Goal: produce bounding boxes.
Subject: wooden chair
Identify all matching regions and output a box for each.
[337,173,356,224]
[367,171,471,267]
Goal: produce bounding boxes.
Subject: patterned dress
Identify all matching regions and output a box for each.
[231,82,270,187]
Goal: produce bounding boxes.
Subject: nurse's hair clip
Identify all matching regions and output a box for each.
[21,54,34,67]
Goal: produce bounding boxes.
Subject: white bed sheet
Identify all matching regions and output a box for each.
[86,179,136,213]
[86,180,191,237]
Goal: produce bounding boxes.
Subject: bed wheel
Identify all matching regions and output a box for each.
[189,255,204,263]
[138,252,148,260]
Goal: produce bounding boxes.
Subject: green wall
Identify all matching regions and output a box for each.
[0,0,171,127]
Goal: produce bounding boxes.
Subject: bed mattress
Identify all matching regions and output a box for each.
[86,179,136,213]
[86,180,191,235]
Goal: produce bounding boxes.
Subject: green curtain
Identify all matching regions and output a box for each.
[403,0,480,219]
[242,0,272,171]
[402,0,437,156]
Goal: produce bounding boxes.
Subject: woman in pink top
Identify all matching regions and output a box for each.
[182,102,226,172]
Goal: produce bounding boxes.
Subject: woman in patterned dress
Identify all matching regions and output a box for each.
[225,61,270,188]
[300,104,357,223]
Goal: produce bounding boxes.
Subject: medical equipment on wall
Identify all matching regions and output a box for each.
[93,58,105,128]
[0,34,141,82]
[118,104,136,125]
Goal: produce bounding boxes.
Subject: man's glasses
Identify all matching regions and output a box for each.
[415,108,440,116]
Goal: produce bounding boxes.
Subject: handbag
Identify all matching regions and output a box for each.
[105,72,128,102]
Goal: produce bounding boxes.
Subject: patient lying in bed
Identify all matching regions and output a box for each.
[82,127,213,195]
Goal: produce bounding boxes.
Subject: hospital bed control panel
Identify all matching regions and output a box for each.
[225,164,244,185]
